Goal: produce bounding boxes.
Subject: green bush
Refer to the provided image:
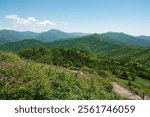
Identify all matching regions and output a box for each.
[0,52,121,100]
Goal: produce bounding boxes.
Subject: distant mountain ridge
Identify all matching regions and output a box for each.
[0,30,39,42]
[36,29,88,42]
[0,39,46,52]
[138,36,150,41]
[0,37,9,45]
[1,29,150,47]
[101,32,150,47]
[0,29,88,43]
[0,34,121,53]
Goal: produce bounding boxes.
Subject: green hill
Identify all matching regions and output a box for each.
[19,48,98,69]
[102,32,150,47]
[0,51,120,100]
[101,45,150,81]
[0,37,9,45]
[46,34,121,54]
[0,29,87,43]
[1,46,150,99]
[105,45,150,66]
[138,36,150,41]
[0,30,39,42]
[0,34,121,54]
[36,29,88,42]
[1,29,150,47]
[0,39,46,52]
[18,48,150,96]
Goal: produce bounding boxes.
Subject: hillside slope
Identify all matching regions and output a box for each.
[46,34,121,54]
[138,36,150,41]
[18,48,150,97]
[0,39,46,52]
[0,30,38,42]
[0,34,121,54]
[0,51,120,100]
[0,29,87,43]
[102,32,150,47]
[105,45,150,66]
[0,37,9,45]
[36,29,87,42]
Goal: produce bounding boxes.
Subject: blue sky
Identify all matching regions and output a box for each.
[0,0,150,35]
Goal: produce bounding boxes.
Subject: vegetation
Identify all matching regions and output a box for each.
[0,51,120,99]
[0,30,38,42]
[0,29,86,43]
[19,48,98,68]
[18,48,150,97]
[112,77,150,97]
[102,32,150,47]
[0,30,150,100]
[36,29,87,42]
[0,37,9,46]
[0,34,121,54]
[0,39,46,52]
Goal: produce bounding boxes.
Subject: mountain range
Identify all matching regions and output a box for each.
[0,29,150,53]
[0,29,150,99]
[0,34,121,53]
[138,36,150,41]
[0,29,88,43]
[0,29,150,48]
[101,32,150,47]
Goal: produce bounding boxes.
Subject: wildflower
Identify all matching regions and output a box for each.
[0,76,4,81]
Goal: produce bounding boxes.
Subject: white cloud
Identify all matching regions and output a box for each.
[28,17,38,22]
[4,14,56,32]
[5,14,19,20]
[61,22,68,26]
[37,20,55,27]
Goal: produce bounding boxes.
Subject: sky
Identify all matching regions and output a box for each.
[0,0,150,35]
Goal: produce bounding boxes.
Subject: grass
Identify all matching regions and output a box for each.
[112,76,150,97]
[0,51,121,100]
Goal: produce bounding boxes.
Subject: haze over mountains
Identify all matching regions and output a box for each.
[0,29,88,44]
[138,36,150,41]
[101,32,150,47]
[0,29,150,53]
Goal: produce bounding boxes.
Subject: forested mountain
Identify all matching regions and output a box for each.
[0,29,87,44]
[46,34,121,54]
[0,39,46,52]
[102,32,150,47]
[0,29,150,47]
[103,45,150,67]
[1,35,150,99]
[19,48,96,68]
[21,31,39,38]
[0,30,39,42]
[18,48,150,95]
[138,36,150,41]
[0,37,9,45]
[36,29,88,42]
[0,34,121,54]
[70,32,88,37]
[1,29,150,47]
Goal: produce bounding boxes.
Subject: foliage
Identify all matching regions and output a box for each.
[19,48,97,68]
[0,52,121,100]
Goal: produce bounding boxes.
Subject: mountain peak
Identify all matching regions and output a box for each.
[48,29,63,32]
[103,31,125,35]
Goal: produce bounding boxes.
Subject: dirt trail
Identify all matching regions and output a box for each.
[62,68,149,100]
[112,82,142,100]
